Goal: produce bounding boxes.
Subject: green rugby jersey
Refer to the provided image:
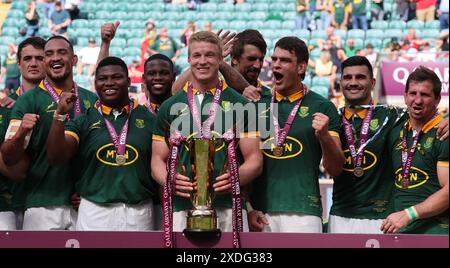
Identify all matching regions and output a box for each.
[153,80,258,212]
[251,89,341,217]
[9,81,97,209]
[0,106,14,212]
[331,105,406,219]
[388,115,449,234]
[65,100,155,204]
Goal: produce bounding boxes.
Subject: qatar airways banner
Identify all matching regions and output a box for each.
[381,61,449,96]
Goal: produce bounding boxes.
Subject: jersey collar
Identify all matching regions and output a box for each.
[39,80,62,95]
[406,114,443,134]
[96,99,139,115]
[182,79,228,95]
[344,101,378,120]
[274,88,304,103]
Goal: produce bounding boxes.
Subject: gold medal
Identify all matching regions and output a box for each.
[116,154,126,165]
[354,167,364,178]
[400,179,409,189]
[273,146,284,157]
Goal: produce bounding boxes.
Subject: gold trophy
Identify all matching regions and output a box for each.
[184,138,221,235]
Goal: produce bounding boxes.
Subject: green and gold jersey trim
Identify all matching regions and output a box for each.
[437,161,449,167]
[405,115,443,134]
[65,130,80,143]
[343,101,378,120]
[153,134,165,142]
[95,99,139,115]
[182,79,228,95]
[274,88,304,103]
[39,80,62,94]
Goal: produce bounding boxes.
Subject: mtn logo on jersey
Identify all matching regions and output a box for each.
[394,167,429,189]
[96,143,139,166]
[262,136,303,159]
[342,149,377,173]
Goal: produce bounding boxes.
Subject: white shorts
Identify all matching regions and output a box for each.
[153,204,163,231]
[0,211,16,230]
[328,214,384,234]
[262,212,323,233]
[76,198,154,231]
[173,208,249,232]
[22,206,77,230]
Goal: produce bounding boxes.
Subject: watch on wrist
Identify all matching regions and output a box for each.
[53,111,66,122]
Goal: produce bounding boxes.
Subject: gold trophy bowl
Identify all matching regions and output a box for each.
[183,138,221,236]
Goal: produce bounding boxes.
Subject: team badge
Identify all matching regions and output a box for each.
[84,100,91,109]
[135,119,145,129]
[370,119,379,131]
[221,101,231,112]
[424,137,434,149]
[298,107,309,118]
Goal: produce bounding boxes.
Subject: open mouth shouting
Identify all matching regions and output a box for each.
[273,71,284,85]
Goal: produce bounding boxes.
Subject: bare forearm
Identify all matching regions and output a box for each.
[0,134,27,166]
[415,185,449,220]
[219,61,249,93]
[0,152,28,181]
[151,158,168,186]
[172,68,191,94]
[97,42,110,65]
[238,155,262,186]
[46,120,72,165]
[320,135,344,177]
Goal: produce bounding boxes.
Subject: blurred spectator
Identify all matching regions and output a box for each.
[316,0,333,30]
[38,0,55,19]
[143,19,157,46]
[203,21,212,32]
[295,0,309,30]
[318,26,342,49]
[235,0,246,3]
[371,0,384,20]
[344,38,357,57]
[128,56,144,93]
[401,28,425,50]
[437,0,449,30]
[350,0,368,31]
[259,58,273,87]
[330,86,345,109]
[76,37,100,78]
[48,0,71,37]
[25,0,40,37]
[384,37,401,61]
[415,0,437,22]
[364,43,377,67]
[180,21,197,47]
[0,43,21,95]
[416,41,437,61]
[64,0,82,20]
[331,0,350,30]
[171,0,187,4]
[314,49,337,90]
[148,28,180,64]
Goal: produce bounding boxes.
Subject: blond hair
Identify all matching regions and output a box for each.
[188,31,222,57]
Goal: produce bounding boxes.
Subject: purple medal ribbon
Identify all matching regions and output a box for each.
[43,79,81,120]
[400,122,422,189]
[146,99,157,115]
[163,131,185,248]
[187,80,223,139]
[342,101,374,174]
[270,84,306,148]
[223,129,243,249]
[96,100,134,159]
